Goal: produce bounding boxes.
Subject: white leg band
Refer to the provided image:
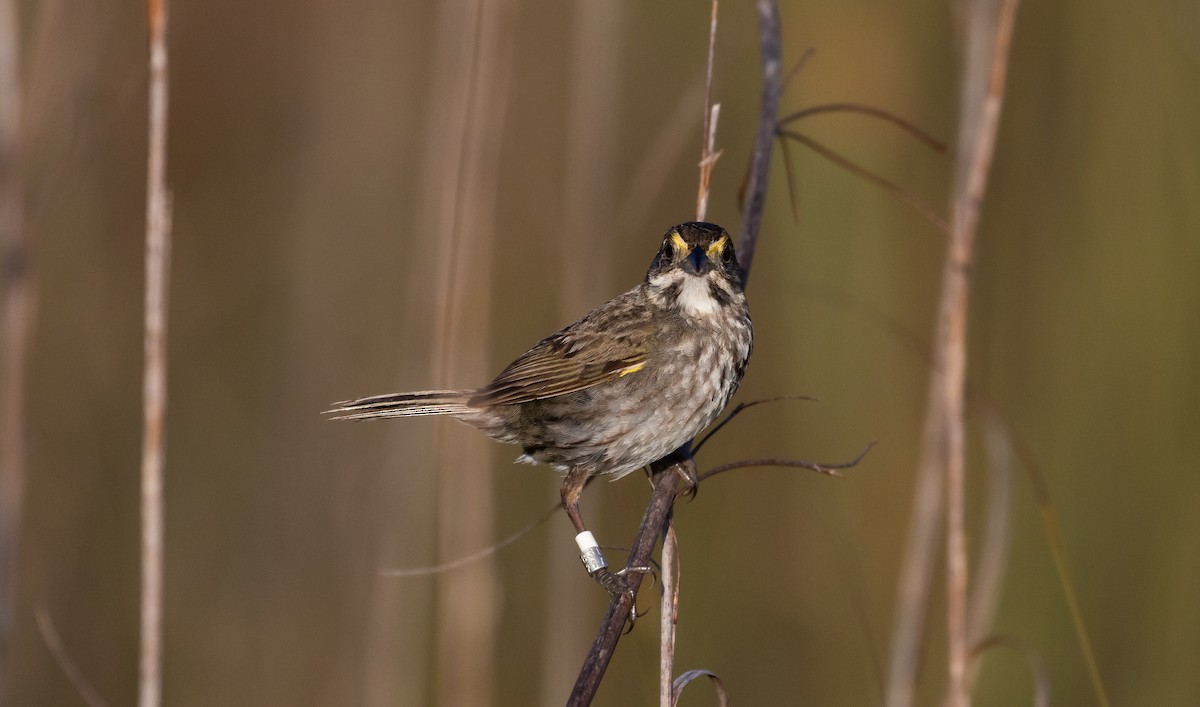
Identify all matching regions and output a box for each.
[575,531,607,575]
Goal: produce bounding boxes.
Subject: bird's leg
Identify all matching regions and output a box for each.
[562,468,606,574]
[561,469,632,597]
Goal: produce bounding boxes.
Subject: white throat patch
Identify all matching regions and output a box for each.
[677,276,720,317]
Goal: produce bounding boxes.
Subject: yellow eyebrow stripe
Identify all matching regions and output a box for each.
[670,232,688,253]
[705,234,729,259]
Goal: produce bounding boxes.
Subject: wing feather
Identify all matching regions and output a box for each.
[468,297,653,407]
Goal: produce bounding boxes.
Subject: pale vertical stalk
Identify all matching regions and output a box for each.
[140,0,172,705]
[884,1,1018,706]
[945,2,1018,703]
[0,0,27,696]
[658,522,678,707]
[968,414,1013,644]
[538,3,620,702]
[695,0,719,222]
[425,0,515,703]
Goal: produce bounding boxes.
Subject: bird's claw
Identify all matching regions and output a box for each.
[591,567,634,598]
[673,462,700,501]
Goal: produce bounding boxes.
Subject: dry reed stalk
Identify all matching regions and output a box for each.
[140,0,172,705]
[0,0,27,695]
[884,1,1019,706]
[659,522,679,707]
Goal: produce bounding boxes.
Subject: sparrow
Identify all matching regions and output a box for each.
[328,221,752,589]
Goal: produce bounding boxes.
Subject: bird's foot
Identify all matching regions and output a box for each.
[672,459,701,501]
[591,567,634,597]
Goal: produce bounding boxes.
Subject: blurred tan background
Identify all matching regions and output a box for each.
[5,0,1199,705]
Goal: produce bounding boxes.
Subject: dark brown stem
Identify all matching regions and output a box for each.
[567,454,689,706]
[568,5,783,702]
[735,0,782,284]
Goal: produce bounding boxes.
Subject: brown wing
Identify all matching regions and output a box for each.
[468,297,652,407]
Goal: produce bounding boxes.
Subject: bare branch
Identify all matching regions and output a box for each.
[567,453,687,706]
[569,4,784,703]
[734,0,782,283]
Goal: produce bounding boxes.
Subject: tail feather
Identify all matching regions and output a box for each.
[325,390,473,420]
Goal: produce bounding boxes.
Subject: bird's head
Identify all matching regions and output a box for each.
[646,222,745,317]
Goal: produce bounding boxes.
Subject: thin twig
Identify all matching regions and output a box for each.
[973,405,1110,707]
[692,395,817,454]
[969,635,1049,707]
[778,102,948,153]
[778,129,948,233]
[735,0,782,282]
[35,607,111,707]
[140,0,172,705]
[0,0,28,695]
[699,442,874,482]
[380,502,558,577]
[781,47,815,92]
[672,670,730,707]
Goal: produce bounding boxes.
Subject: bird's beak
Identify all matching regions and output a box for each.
[684,246,709,274]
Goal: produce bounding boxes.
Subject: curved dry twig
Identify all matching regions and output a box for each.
[36,606,111,707]
[672,669,730,707]
[779,102,948,153]
[969,635,1049,707]
[693,395,817,454]
[778,129,948,233]
[380,502,559,577]
[699,441,875,482]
